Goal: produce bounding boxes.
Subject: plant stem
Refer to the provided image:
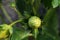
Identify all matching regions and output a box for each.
[1,4,12,22]
[21,33,33,40]
[0,3,1,7]
[9,19,23,26]
[13,7,23,18]
[0,14,6,24]
[33,28,39,40]
[10,1,23,18]
[32,7,37,16]
[0,4,5,23]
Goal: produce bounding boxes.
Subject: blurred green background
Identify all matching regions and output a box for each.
[0,0,60,39]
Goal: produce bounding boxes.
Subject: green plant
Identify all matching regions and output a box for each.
[0,0,59,40]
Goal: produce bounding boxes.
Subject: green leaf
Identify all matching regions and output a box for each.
[52,0,60,8]
[15,0,32,18]
[37,34,55,40]
[10,27,31,40]
[23,11,31,19]
[15,0,27,13]
[32,0,41,16]
[52,0,59,8]
[0,0,2,3]
[42,0,52,8]
[37,8,59,40]
[59,0,60,4]
[42,8,58,40]
[33,0,41,11]
[43,0,59,8]
[0,25,3,31]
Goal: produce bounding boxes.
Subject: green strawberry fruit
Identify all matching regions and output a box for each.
[0,24,13,39]
[28,16,41,28]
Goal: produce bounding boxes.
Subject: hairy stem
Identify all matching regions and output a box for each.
[33,28,39,40]
[1,4,12,22]
[10,1,23,18]
[32,7,37,16]
[14,7,23,18]
[9,18,23,26]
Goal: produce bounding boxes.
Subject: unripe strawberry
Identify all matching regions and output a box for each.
[0,24,12,39]
[0,30,8,39]
[28,16,41,28]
